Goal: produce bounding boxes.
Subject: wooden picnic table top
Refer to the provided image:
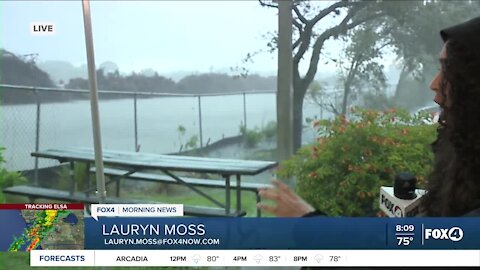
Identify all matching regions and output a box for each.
[32,147,278,175]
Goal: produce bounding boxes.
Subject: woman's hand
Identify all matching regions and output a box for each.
[256,179,315,217]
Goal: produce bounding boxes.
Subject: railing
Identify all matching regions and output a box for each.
[0,84,277,177]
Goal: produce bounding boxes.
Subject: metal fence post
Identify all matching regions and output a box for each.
[133,92,139,152]
[243,92,247,131]
[34,88,41,186]
[197,95,203,148]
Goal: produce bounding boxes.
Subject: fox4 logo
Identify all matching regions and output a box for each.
[424,227,464,242]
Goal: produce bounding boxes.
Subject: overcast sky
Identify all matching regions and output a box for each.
[3,0,402,81]
[2,1,291,75]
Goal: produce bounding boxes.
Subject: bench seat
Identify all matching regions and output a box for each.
[96,168,271,192]
[3,185,246,217]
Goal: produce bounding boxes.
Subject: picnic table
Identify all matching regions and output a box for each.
[5,147,277,217]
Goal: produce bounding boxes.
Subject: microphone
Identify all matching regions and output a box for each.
[379,172,426,217]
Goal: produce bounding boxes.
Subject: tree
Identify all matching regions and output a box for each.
[0,49,56,104]
[257,0,480,151]
[258,0,412,151]
[0,49,55,87]
[306,80,327,110]
[66,70,177,93]
[65,70,275,95]
[332,24,389,115]
[99,61,119,75]
[386,1,480,109]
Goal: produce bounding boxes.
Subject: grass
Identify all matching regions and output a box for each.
[122,185,274,217]
[2,182,275,217]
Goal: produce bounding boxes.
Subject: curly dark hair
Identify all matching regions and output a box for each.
[421,39,480,216]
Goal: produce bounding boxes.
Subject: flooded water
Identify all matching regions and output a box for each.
[0,210,28,251]
[1,93,331,170]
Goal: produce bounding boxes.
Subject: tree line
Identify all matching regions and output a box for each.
[66,70,276,94]
[0,49,276,104]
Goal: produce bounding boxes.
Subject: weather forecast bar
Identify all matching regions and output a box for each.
[30,250,480,267]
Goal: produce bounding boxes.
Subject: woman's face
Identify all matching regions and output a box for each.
[430,43,449,107]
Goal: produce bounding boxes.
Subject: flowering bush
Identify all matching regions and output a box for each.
[277,108,437,216]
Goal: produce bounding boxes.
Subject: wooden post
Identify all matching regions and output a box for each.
[82,0,107,203]
[133,92,139,152]
[276,0,294,162]
[243,92,247,131]
[198,95,203,148]
[34,88,41,186]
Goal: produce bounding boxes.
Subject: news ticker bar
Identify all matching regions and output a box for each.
[30,250,480,267]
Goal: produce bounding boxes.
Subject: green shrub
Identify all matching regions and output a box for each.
[185,135,199,150]
[277,108,437,216]
[0,169,27,190]
[240,121,277,148]
[57,162,94,191]
[239,123,247,136]
[176,125,199,151]
[245,129,264,148]
[0,147,28,202]
[262,121,277,140]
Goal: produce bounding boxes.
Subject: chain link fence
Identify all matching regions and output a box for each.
[1,84,278,172]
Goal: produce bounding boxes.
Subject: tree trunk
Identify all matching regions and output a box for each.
[393,64,409,101]
[292,84,307,152]
[341,85,351,115]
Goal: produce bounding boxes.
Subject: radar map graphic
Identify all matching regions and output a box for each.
[0,204,84,251]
